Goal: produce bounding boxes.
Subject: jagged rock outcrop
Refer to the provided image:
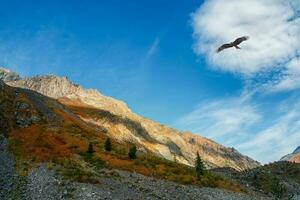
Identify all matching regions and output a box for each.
[0,68,20,82]
[281,146,300,163]
[6,75,132,116]
[14,101,40,128]
[1,68,260,170]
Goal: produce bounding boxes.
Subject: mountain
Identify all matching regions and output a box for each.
[281,146,300,163]
[0,68,260,170]
[6,68,300,199]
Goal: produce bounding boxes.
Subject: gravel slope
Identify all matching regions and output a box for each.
[0,135,26,200]
[22,165,269,200]
[0,134,269,200]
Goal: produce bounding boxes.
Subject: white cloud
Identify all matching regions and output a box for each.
[191,0,300,89]
[175,93,300,163]
[270,58,300,91]
[189,1,300,156]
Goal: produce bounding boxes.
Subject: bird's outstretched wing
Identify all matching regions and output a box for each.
[216,43,233,53]
[216,36,249,53]
[233,36,249,45]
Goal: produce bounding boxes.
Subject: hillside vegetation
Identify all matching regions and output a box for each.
[0,80,245,193]
[213,161,300,199]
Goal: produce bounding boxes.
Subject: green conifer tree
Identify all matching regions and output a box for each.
[104,138,112,152]
[128,145,137,159]
[195,152,205,179]
[87,142,94,154]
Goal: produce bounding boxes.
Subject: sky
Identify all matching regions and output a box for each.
[0,0,300,163]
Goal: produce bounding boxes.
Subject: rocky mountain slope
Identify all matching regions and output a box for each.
[281,146,300,163]
[0,77,259,199]
[1,68,260,170]
[1,69,299,199]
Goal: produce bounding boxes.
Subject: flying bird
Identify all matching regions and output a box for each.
[216,36,249,53]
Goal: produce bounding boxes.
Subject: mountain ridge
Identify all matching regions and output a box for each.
[0,67,260,170]
[281,146,300,163]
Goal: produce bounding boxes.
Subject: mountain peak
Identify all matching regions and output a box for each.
[5,72,133,117]
[0,67,11,73]
[0,67,21,82]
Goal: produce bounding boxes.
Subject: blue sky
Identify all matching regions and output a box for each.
[1,0,300,163]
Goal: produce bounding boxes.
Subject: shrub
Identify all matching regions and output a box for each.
[59,159,93,182]
[128,145,137,159]
[104,138,112,152]
[80,152,106,171]
[271,178,287,200]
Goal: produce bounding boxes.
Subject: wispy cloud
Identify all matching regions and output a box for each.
[269,58,300,92]
[175,91,300,163]
[191,0,300,91]
[144,37,160,61]
[175,93,260,142]
[236,99,300,163]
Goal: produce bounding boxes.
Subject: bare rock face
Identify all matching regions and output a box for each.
[7,74,132,117]
[289,152,300,163]
[1,68,260,170]
[8,75,79,99]
[14,101,40,128]
[0,68,20,82]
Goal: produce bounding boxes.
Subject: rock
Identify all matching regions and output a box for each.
[14,101,40,128]
[0,135,26,200]
[0,68,21,82]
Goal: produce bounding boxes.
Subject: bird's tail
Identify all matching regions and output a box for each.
[234,45,241,49]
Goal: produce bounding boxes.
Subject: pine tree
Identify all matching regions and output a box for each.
[195,152,205,178]
[87,142,94,154]
[104,138,112,152]
[128,145,137,159]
